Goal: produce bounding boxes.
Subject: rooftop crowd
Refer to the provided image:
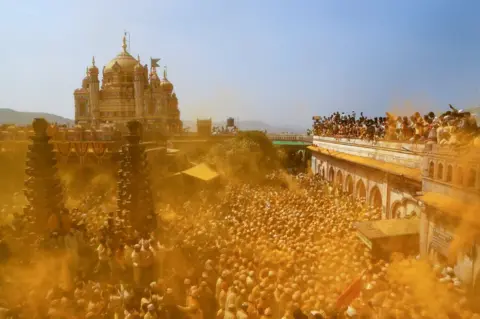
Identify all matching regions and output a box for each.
[312,105,480,145]
[0,173,477,318]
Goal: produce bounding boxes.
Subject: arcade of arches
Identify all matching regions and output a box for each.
[311,156,421,219]
[345,175,354,195]
[370,186,382,209]
[328,167,334,183]
[356,179,366,199]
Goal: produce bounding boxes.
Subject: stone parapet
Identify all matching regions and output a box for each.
[313,136,424,169]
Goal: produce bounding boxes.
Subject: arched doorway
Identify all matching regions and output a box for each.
[370,186,382,209]
[328,167,335,183]
[356,180,366,200]
[390,201,403,219]
[336,170,343,190]
[346,175,354,195]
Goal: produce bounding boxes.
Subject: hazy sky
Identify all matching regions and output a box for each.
[0,0,479,127]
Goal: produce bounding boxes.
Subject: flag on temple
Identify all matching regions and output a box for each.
[151,58,160,68]
[335,270,365,309]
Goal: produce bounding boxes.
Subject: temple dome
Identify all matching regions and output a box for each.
[161,79,173,94]
[104,52,137,74]
[104,35,137,74]
[88,57,98,74]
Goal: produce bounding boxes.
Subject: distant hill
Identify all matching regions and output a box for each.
[182,120,306,134]
[0,109,306,133]
[0,108,74,125]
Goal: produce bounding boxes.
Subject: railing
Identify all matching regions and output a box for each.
[267,134,313,143]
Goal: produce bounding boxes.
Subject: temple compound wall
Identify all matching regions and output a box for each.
[310,136,480,293]
[417,144,480,293]
[309,136,423,219]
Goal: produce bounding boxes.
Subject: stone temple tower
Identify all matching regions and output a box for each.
[88,57,100,125]
[134,56,145,119]
[74,34,182,133]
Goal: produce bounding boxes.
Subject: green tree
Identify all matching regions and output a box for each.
[205,130,281,182]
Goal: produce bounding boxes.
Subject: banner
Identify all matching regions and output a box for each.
[336,270,365,309]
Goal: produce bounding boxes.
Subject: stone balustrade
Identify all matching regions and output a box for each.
[313,136,424,169]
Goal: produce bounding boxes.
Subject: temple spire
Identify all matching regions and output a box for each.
[92,56,95,66]
[163,66,168,79]
[137,54,141,63]
[122,33,128,53]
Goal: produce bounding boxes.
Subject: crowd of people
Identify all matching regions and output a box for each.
[0,173,477,318]
[312,105,480,145]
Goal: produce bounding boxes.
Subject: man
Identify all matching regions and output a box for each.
[178,286,203,319]
[224,304,236,319]
[236,303,248,319]
[132,244,142,286]
[144,304,158,319]
[292,308,308,319]
[141,240,155,286]
[95,238,111,281]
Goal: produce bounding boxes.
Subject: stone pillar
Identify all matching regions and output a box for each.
[23,118,65,232]
[419,204,429,258]
[117,120,156,235]
[88,62,100,125]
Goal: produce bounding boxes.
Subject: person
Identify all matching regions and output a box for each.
[178,286,203,319]
[95,238,111,281]
[236,303,248,319]
[132,244,142,286]
[292,308,308,319]
[144,303,158,319]
[141,240,155,286]
[224,304,236,319]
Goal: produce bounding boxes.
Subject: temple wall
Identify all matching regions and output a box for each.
[422,144,480,202]
[310,136,480,287]
[311,136,422,220]
[313,136,424,169]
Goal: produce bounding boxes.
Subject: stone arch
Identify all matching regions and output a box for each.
[336,170,344,189]
[390,201,403,219]
[356,179,366,200]
[437,163,444,180]
[468,168,477,188]
[456,167,464,185]
[370,186,382,209]
[428,161,435,179]
[328,167,335,183]
[446,165,453,182]
[345,175,354,195]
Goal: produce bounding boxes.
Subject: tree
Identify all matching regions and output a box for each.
[205,130,281,182]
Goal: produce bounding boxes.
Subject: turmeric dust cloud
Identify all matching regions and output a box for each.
[0,135,479,318]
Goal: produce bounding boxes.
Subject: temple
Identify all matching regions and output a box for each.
[73,34,182,133]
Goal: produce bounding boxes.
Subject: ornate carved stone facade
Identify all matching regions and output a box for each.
[74,35,182,134]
